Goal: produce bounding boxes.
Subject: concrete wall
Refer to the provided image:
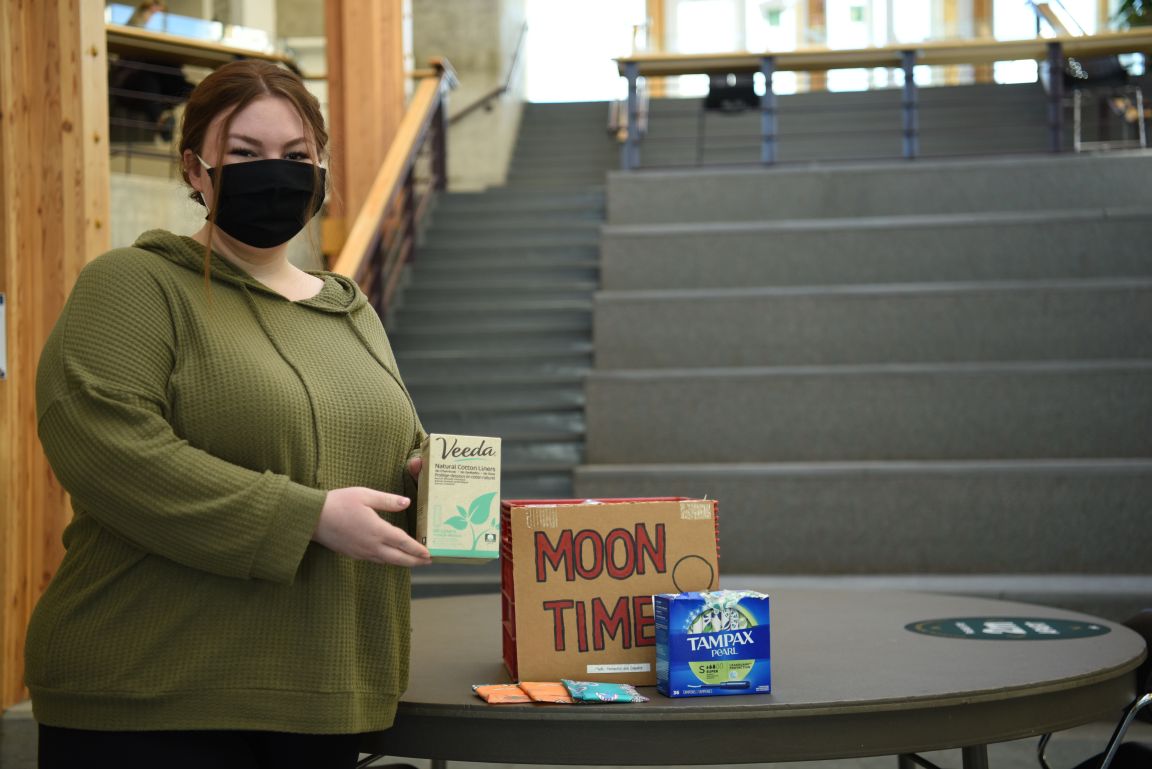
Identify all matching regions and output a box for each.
[413,0,527,191]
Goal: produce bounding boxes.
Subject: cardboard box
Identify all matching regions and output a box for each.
[655,590,771,698]
[416,433,501,562]
[501,497,720,685]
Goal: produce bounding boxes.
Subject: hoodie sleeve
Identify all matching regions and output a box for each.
[36,252,326,584]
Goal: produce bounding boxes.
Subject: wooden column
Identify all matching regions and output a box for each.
[323,0,408,257]
[807,0,827,92]
[973,0,994,83]
[942,0,961,84]
[646,0,667,97]
[0,0,110,709]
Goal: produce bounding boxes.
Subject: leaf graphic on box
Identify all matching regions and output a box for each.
[445,515,469,531]
[468,492,497,525]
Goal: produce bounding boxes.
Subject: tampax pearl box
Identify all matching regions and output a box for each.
[415,433,501,563]
[655,590,771,697]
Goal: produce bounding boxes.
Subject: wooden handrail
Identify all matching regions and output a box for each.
[332,58,457,314]
[615,28,1152,77]
[1031,2,1073,37]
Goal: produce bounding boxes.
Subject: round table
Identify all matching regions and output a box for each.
[365,590,1145,768]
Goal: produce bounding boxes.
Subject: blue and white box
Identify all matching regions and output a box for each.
[655,590,771,698]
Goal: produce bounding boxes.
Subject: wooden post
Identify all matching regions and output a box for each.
[942,0,961,84]
[324,0,409,260]
[646,0,667,97]
[807,0,827,92]
[0,0,110,709]
[973,0,994,84]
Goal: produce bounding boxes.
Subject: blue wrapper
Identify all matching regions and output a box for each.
[561,679,650,703]
[655,590,772,698]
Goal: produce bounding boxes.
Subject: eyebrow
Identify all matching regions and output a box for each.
[227,133,308,150]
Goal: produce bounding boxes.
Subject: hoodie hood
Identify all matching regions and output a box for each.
[133,228,366,314]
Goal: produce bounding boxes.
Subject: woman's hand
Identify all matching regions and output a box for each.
[313,487,431,567]
[407,456,422,481]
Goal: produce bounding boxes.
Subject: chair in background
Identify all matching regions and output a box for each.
[697,72,760,164]
[1040,610,1152,769]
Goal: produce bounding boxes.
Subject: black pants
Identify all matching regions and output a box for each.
[38,725,362,769]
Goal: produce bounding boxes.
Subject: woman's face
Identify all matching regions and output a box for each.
[185,94,318,206]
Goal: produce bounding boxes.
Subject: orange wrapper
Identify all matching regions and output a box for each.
[472,684,531,704]
[519,681,575,704]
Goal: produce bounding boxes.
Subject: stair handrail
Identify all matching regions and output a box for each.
[332,58,457,318]
[614,28,1152,168]
[449,21,528,125]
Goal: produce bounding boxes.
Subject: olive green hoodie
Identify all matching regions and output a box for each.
[29,230,424,733]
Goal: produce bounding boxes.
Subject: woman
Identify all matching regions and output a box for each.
[29,60,431,768]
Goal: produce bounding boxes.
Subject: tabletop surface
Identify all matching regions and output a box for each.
[373,589,1145,764]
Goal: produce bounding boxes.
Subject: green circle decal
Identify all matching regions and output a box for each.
[906,617,1111,640]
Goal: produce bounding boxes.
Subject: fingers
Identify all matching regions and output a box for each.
[407,456,423,480]
[361,490,431,565]
[376,525,432,566]
[364,488,413,513]
[313,487,432,568]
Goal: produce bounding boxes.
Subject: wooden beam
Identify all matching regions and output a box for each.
[324,0,408,257]
[646,0,667,97]
[806,0,827,92]
[616,29,1152,76]
[0,0,110,710]
[973,0,994,83]
[943,0,960,84]
[106,25,296,68]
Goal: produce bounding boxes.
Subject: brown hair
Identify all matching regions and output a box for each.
[178,60,329,273]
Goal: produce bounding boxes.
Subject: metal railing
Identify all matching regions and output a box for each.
[449,21,527,125]
[331,59,457,322]
[614,28,1152,170]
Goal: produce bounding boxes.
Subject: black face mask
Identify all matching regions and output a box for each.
[200,158,326,249]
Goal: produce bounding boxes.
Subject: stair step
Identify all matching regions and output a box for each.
[411,263,600,284]
[415,410,585,437]
[439,187,604,204]
[428,218,603,234]
[598,206,1152,289]
[422,232,600,249]
[416,243,599,261]
[607,152,1152,224]
[585,359,1152,463]
[403,281,596,304]
[592,279,1152,367]
[430,209,604,227]
[391,325,591,351]
[393,302,591,333]
[397,346,592,378]
[574,458,1152,577]
[409,376,585,412]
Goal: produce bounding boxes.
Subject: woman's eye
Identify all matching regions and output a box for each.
[228,148,257,158]
[286,152,311,161]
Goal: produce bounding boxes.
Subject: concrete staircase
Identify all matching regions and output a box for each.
[576,150,1152,621]
[394,102,619,502]
[395,86,1151,611]
[392,102,617,590]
